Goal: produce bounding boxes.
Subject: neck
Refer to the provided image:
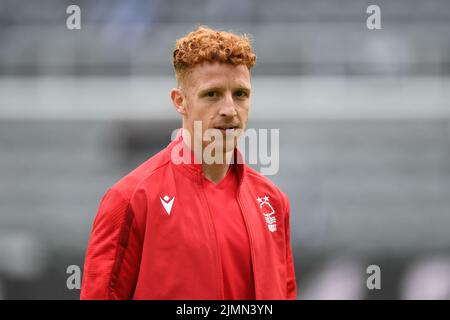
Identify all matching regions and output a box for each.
[182,129,233,184]
[201,152,233,184]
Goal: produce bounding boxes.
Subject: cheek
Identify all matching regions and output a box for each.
[185,98,201,118]
[190,100,214,123]
[238,102,250,117]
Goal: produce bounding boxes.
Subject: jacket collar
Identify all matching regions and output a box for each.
[166,128,246,185]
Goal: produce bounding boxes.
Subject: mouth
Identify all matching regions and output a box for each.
[213,125,240,132]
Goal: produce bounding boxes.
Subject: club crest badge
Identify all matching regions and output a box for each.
[257,195,277,232]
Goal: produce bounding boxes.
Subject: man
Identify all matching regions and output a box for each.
[80,26,297,300]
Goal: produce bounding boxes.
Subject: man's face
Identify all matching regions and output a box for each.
[174,62,251,153]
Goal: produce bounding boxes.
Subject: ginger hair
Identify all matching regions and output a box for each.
[172,26,257,85]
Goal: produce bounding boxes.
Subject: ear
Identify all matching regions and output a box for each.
[170,88,187,116]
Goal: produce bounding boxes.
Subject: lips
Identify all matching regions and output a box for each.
[213,125,239,130]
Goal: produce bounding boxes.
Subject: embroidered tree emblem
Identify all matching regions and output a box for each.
[257,195,277,232]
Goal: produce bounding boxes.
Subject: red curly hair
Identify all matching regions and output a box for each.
[172,26,257,84]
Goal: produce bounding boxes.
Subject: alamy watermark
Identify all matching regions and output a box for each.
[66,5,81,30]
[366,264,381,290]
[66,263,382,291]
[66,4,381,31]
[66,265,81,290]
[366,5,382,30]
[169,123,280,175]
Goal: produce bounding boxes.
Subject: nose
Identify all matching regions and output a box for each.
[219,93,237,118]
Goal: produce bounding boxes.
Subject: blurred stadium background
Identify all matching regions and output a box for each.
[1,0,450,299]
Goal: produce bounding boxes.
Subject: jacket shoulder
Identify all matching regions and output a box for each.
[244,165,289,208]
[108,146,171,201]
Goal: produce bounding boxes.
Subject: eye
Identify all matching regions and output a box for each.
[234,89,249,98]
[206,91,218,98]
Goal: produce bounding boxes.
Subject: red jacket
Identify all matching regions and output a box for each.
[81,131,297,300]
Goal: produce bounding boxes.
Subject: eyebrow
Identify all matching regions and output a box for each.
[236,86,251,94]
[198,87,223,95]
[198,85,251,96]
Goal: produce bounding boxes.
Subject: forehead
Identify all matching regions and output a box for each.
[185,62,251,90]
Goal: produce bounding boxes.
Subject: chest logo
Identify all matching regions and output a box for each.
[257,195,277,232]
[160,195,175,215]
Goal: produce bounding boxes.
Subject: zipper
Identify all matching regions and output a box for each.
[236,186,259,300]
[198,177,224,300]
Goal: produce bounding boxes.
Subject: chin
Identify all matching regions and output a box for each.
[225,139,238,152]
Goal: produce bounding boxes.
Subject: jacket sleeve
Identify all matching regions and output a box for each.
[284,195,297,300]
[80,188,143,299]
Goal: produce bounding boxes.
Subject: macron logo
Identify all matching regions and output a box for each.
[160,195,175,215]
